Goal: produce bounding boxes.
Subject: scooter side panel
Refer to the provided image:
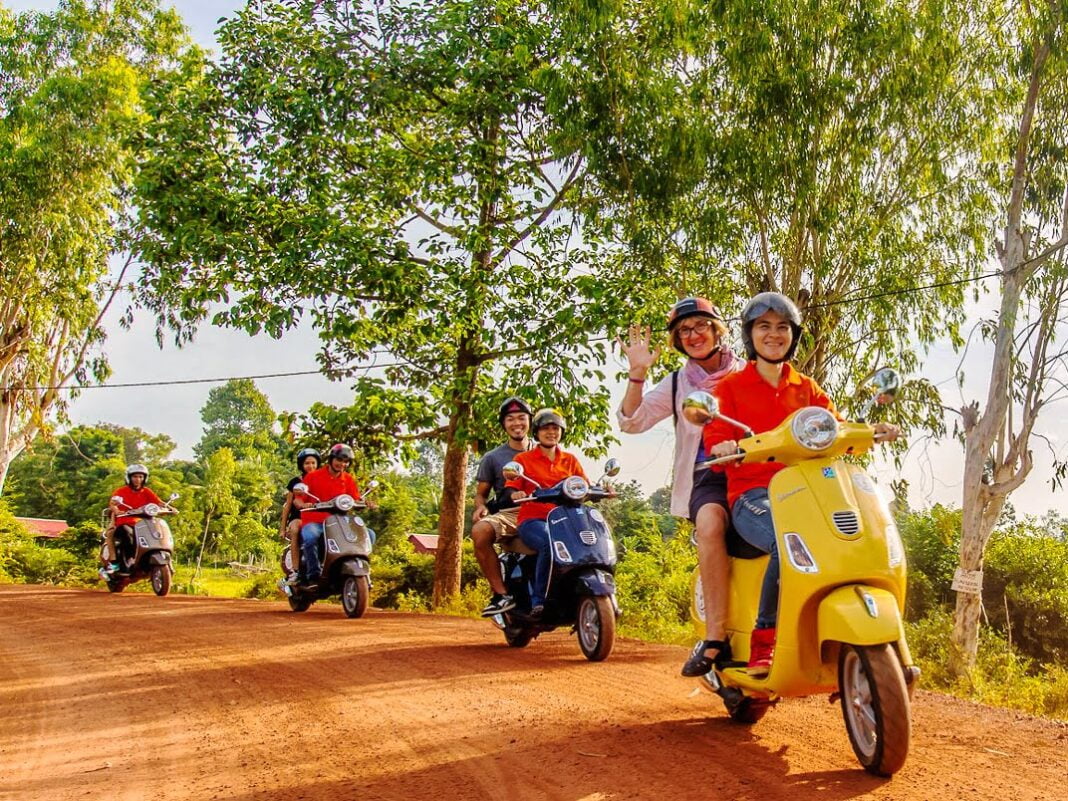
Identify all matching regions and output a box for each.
[817,585,904,646]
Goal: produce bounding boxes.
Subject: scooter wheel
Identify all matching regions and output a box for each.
[504,626,534,648]
[341,575,369,618]
[838,643,911,776]
[726,695,770,725]
[150,565,171,597]
[288,594,313,612]
[576,595,615,662]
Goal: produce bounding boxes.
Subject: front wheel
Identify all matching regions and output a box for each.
[839,643,911,776]
[576,595,615,662]
[288,594,312,612]
[150,564,171,596]
[106,580,123,593]
[503,625,534,648]
[341,575,369,618]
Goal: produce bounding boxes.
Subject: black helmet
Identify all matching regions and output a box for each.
[740,292,803,362]
[327,443,355,463]
[125,463,148,485]
[295,447,321,471]
[498,396,533,426]
[667,297,725,356]
[531,408,566,438]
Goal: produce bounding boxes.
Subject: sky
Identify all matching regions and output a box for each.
[8,0,1067,517]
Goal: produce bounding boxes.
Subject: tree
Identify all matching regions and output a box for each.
[952,0,1068,673]
[0,0,198,493]
[569,0,1003,427]
[192,448,239,579]
[132,1,638,605]
[98,424,176,465]
[195,379,281,462]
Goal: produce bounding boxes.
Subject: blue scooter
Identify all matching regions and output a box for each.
[492,459,621,661]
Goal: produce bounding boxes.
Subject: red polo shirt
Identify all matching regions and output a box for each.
[111,485,164,528]
[702,361,837,507]
[298,466,362,525]
[505,447,588,525]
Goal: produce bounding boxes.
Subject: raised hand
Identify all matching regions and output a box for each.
[616,324,661,376]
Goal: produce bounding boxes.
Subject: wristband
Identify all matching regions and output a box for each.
[628,376,646,384]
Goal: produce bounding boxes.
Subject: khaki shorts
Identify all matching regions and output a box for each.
[481,507,519,542]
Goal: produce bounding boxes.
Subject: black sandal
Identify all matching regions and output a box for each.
[681,639,732,677]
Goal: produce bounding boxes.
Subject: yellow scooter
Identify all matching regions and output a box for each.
[683,369,919,776]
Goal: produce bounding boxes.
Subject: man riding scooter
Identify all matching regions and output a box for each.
[294,443,373,587]
[472,397,533,617]
[102,464,166,577]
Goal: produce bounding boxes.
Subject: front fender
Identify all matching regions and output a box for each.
[147,551,171,566]
[574,569,616,598]
[338,558,370,578]
[818,585,904,647]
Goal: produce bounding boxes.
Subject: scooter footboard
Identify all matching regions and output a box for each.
[817,585,904,647]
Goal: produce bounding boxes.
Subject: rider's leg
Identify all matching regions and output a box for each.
[472,519,508,596]
[103,526,117,564]
[286,518,302,575]
[299,522,325,581]
[517,519,550,609]
[731,487,779,672]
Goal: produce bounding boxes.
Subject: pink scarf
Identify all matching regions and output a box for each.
[682,349,742,392]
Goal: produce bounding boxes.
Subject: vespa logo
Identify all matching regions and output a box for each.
[855,587,879,618]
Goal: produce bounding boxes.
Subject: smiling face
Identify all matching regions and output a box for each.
[750,309,794,363]
[502,411,530,442]
[300,456,319,474]
[674,316,721,360]
[535,423,562,448]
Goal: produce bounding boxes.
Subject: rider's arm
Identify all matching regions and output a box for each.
[617,373,674,434]
[280,492,294,537]
[472,479,493,521]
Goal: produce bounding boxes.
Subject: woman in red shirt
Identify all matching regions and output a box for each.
[704,293,898,673]
[505,409,587,617]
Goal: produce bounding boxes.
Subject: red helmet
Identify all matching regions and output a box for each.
[327,443,354,462]
[666,297,723,331]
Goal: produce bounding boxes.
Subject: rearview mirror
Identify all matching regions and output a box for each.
[292,482,309,494]
[168,492,180,502]
[682,391,719,426]
[502,461,523,481]
[602,458,621,477]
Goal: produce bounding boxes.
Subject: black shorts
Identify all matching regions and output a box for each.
[688,468,729,523]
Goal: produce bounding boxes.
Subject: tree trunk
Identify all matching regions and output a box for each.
[432,429,469,606]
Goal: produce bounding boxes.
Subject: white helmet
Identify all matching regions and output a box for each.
[125,463,149,485]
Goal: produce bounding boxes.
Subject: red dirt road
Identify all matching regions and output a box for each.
[1,584,1065,801]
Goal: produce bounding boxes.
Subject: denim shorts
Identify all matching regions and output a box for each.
[688,468,729,523]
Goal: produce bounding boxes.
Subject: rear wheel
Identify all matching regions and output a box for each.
[341,575,369,618]
[150,564,171,597]
[106,580,123,593]
[288,594,312,612]
[839,643,911,776]
[576,595,615,662]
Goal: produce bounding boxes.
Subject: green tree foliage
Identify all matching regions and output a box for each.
[564,0,1005,433]
[0,0,199,493]
[98,423,176,465]
[131,0,642,604]
[195,379,282,462]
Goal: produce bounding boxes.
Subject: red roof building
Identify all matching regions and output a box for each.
[15,517,70,539]
[407,534,439,554]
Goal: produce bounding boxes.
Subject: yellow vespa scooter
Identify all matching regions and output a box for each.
[683,369,919,776]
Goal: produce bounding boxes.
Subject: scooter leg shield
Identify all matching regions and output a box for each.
[148,552,171,566]
[817,586,904,648]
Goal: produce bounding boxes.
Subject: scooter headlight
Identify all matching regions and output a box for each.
[143,503,160,517]
[562,476,589,500]
[790,407,839,451]
[333,494,356,512]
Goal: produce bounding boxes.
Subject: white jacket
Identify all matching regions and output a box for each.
[616,360,740,518]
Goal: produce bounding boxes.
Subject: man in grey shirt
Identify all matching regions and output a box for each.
[472,396,532,616]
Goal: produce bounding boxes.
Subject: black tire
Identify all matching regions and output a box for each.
[288,594,313,612]
[727,696,770,724]
[106,580,123,593]
[504,625,534,648]
[341,575,369,618]
[576,595,615,662]
[150,565,171,597]
[838,643,911,776]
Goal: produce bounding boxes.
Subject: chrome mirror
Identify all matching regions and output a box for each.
[682,391,719,426]
[501,461,523,481]
[292,482,309,494]
[602,458,621,478]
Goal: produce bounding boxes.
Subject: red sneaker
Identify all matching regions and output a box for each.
[747,627,776,676]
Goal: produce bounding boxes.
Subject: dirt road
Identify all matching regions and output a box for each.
[1,585,1065,800]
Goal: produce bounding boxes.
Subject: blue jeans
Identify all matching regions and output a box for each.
[300,522,376,581]
[517,519,550,608]
[731,488,779,629]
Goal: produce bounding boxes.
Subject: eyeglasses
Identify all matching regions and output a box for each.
[676,320,715,339]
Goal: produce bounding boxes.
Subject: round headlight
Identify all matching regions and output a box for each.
[562,476,589,500]
[334,494,355,512]
[790,407,839,450]
[143,503,160,517]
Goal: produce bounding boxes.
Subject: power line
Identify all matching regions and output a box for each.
[4,266,1008,393]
